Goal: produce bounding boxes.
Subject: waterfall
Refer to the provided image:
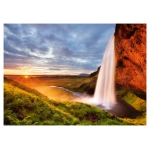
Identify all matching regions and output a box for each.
[76,34,116,110]
[92,34,116,109]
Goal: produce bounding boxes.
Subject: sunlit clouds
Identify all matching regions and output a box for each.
[4,24,115,75]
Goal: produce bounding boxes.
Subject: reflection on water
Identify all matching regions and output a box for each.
[33,86,87,102]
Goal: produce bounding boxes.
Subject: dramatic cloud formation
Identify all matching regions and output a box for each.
[4,24,115,75]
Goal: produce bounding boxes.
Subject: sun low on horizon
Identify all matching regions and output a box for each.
[4,24,147,127]
[4,24,115,76]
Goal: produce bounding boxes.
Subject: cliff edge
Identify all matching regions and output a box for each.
[115,24,146,98]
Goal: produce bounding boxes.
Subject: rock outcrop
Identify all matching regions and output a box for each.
[114,24,146,98]
[89,66,100,77]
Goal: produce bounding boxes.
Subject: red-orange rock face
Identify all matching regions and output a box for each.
[115,24,146,94]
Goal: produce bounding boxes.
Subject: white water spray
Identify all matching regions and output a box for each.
[78,34,116,110]
[92,34,116,109]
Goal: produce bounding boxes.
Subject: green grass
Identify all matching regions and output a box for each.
[4,77,131,125]
[116,89,146,125]
[76,74,98,94]
[117,89,146,112]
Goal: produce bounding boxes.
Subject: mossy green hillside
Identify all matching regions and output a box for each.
[4,77,131,125]
[117,89,146,125]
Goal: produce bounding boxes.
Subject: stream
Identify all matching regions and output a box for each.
[49,86,85,97]
[32,85,90,101]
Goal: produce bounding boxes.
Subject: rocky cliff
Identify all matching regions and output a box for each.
[115,24,146,99]
[79,24,146,99]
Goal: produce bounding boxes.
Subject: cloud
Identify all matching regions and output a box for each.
[4,24,115,75]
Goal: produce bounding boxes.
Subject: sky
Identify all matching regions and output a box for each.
[4,24,115,75]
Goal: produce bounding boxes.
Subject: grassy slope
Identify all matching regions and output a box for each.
[4,77,131,125]
[77,74,98,95]
[116,89,146,125]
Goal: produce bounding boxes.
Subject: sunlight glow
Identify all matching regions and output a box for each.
[24,75,28,78]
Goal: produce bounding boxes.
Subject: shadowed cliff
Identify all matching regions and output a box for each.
[115,24,146,99]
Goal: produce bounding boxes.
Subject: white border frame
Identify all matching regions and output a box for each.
[0,1,149,150]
